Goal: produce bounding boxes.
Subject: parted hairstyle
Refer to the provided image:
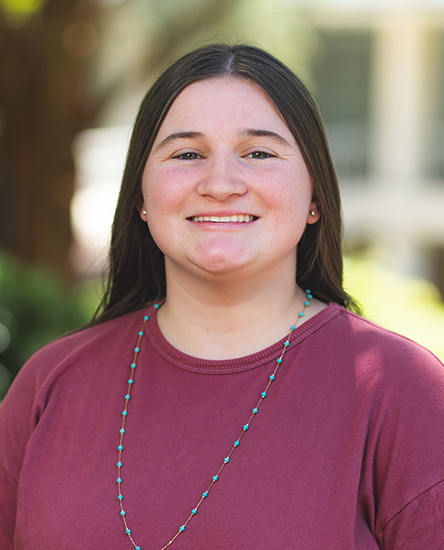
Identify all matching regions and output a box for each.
[92,43,359,324]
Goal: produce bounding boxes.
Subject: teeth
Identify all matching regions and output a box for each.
[191,215,255,223]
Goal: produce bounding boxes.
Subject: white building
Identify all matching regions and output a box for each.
[308,2,444,295]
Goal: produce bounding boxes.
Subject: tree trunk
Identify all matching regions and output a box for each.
[0,1,98,278]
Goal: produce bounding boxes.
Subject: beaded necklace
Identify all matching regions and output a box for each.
[116,290,312,549]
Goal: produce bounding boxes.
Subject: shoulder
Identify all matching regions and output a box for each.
[309,304,444,401]
[327,308,444,543]
[0,309,149,481]
[0,309,148,476]
[322,303,443,367]
[5,309,147,400]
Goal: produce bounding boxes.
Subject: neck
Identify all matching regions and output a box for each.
[156,265,319,359]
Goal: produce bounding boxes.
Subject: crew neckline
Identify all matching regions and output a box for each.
[144,303,342,375]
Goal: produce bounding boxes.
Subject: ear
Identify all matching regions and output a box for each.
[307,202,320,224]
[136,188,147,221]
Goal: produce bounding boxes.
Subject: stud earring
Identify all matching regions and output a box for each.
[142,209,147,215]
[310,210,316,217]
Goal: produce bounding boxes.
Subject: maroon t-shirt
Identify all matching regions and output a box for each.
[1,303,444,549]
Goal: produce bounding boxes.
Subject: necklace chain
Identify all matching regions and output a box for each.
[116,290,313,549]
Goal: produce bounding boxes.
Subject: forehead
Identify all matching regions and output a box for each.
[155,76,293,138]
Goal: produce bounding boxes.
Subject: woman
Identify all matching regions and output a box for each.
[1,44,443,550]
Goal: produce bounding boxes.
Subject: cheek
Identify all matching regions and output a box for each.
[142,172,169,222]
[266,177,313,239]
[142,173,186,254]
[144,207,173,258]
[265,179,312,216]
[141,176,166,244]
[142,166,191,211]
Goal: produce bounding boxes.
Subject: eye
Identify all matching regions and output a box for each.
[245,150,275,159]
[173,151,202,160]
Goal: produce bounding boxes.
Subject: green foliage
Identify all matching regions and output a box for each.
[344,256,444,360]
[0,252,99,399]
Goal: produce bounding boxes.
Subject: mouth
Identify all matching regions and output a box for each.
[188,214,258,223]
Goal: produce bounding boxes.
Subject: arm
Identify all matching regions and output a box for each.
[0,462,17,548]
[382,480,444,549]
[0,355,42,548]
[366,341,444,548]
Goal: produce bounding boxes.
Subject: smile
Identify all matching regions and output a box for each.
[189,215,258,223]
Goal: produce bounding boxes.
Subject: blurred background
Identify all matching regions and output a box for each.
[1,0,444,398]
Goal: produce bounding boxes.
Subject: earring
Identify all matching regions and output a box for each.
[310,210,316,217]
[142,209,147,215]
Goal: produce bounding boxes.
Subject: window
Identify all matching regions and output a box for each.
[311,29,372,182]
[424,30,444,181]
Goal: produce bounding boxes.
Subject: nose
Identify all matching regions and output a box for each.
[196,155,247,201]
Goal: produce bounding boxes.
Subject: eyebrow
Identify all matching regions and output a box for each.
[239,128,294,148]
[154,131,203,152]
[153,128,294,152]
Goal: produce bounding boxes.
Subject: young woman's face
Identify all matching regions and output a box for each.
[140,77,319,282]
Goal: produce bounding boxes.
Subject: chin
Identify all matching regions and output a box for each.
[195,261,249,275]
[189,253,257,277]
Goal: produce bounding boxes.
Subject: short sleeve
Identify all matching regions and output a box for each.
[382,479,444,549]
[0,461,18,548]
[0,349,44,548]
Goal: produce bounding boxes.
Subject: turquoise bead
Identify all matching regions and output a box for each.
[115,309,308,546]
[304,301,310,307]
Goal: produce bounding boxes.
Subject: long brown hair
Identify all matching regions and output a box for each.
[92,44,359,325]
